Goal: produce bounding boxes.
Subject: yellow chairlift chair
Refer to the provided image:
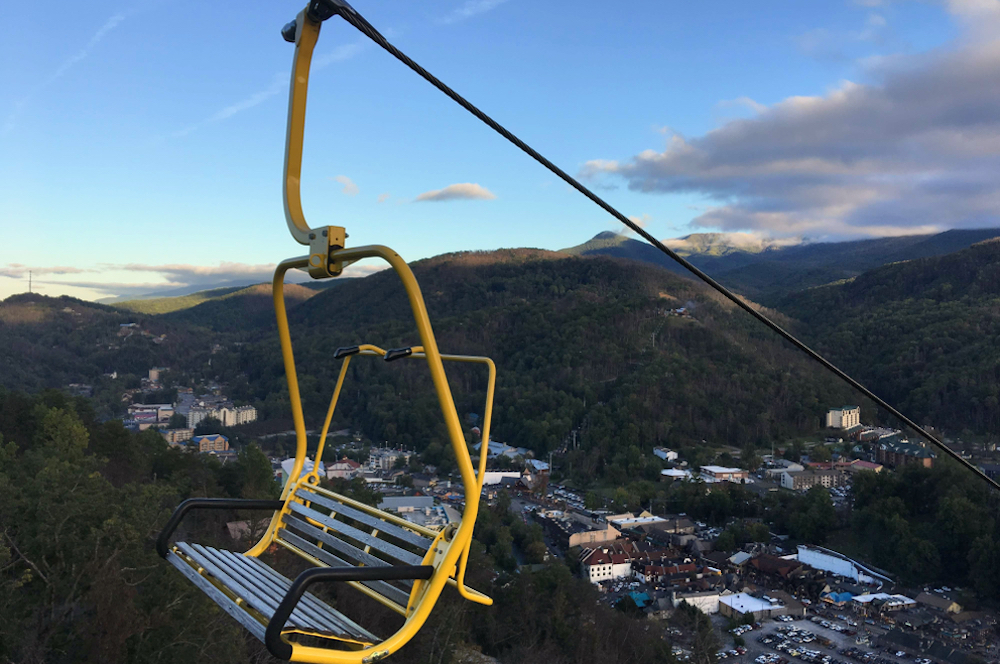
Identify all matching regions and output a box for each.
[157,4,494,661]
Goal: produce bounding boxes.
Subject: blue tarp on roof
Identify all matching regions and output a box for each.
[629,591,651,608]
[822,591,854,604]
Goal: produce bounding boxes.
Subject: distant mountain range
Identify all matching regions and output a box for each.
[561,228,1000,303]
[6,233,1000,444]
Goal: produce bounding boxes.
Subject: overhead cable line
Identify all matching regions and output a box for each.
[317,0,1000,493]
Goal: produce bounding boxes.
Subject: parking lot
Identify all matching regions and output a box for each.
[719,617,927,664]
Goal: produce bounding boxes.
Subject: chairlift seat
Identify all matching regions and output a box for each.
[160,4,496,660]
[161,481,464,658]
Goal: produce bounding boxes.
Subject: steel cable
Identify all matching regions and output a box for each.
[327,3,1000,492]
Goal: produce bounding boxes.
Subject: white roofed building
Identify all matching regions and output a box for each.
[719,593,787,620]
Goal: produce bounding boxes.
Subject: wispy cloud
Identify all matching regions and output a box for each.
[27,260,387,300]
[581,2,1000,240]
[170,39,366,139]
[172,73,286,138]
[331,175,359,196]
[0,264,92,279]
[439,0,510,24]
[414,183,497,202]
[2,12,126,136]
[377,192,391,203]
[314,41,366,68]
[717,96,767,115]
[793,7,893,61]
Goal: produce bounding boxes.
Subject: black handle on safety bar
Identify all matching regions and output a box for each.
[333,345,361,359]
[384,347,412,362]
[265,564,434,660]
[156,498,285,558]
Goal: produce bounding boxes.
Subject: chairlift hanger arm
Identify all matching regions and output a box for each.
[282,7,349,279]
[286,0,1000,494]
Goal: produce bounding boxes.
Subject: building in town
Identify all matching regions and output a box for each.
[826,406,861,429]
[719,593,787,620]
[326,457,362,480]
[699,466,749,483]
[780,469,848,491]
[161,428,194,445]
[797,544,892,586]
[673,589,728,614]
[568,525,620,549]
[193,433,229,453]
[581,540,641,584]
[653,447,679,462]
[877,440,935,469]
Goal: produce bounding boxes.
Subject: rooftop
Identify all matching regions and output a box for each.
[720,593,782,613]
[701,465,744,474]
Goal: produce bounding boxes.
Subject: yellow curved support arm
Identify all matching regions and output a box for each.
[265,247,492,663]
[283,10,319,246]
[330,345,495,605]
[283,10,347,279]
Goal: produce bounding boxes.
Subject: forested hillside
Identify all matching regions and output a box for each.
[0,294,218,396]
[0,249,860,483]
[778,239,1000,433]
[0,390,670,664]
[229,250,857,482]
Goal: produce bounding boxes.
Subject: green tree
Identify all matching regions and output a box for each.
[809,445,832,462]
[194,416,224,435]
[167,412,188,429]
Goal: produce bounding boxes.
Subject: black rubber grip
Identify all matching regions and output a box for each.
[265,565,434,659]
[156,498,285,558]
[384,347,412,362]
[333,346,361,359]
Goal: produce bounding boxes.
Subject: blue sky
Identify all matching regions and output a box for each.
[4,0,995,301]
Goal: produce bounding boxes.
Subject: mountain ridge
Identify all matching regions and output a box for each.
[561,227,1000,303]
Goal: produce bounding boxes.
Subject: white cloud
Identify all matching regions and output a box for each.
[331,175,359,196]
[377,192,391,203]
[414,183,497,202]
[440,0,510,24]
[581,10,1000,240]
[622,213,651,235]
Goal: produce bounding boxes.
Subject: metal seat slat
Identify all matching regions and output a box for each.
[167,550,268,641]
[286,502,424,566]
[212,549,349,637]
[189,544,327,632]
[176,543,376,643]
[214,551,344,634]
[240,554,377,641]
[296,488,435,549]
[178,542,290,623]
[277,528,411,608]
[283,514,393,570]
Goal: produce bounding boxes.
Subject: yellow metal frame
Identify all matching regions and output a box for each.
[201,7,495,661]
[257,253,492,663]
[303,343,496,603]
